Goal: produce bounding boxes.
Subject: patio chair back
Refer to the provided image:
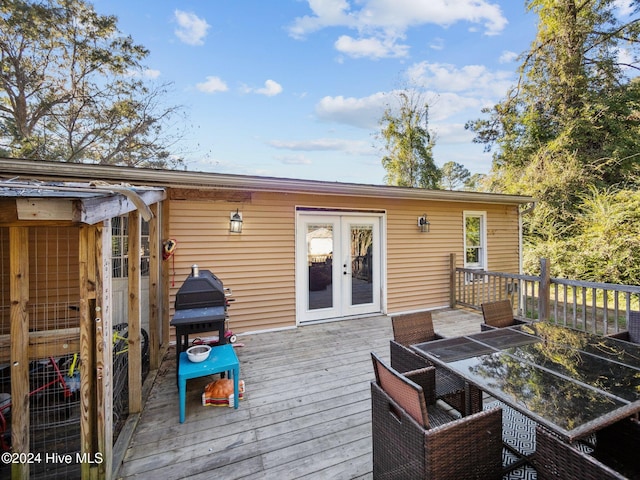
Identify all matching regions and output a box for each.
[371,352,429,427]
[627,311,640,343]
[535,426,629,480]
[391,311,436,346]
[481,300,516,328]
[370,352,503,479]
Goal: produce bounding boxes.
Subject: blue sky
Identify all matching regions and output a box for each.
[92,0,633,185]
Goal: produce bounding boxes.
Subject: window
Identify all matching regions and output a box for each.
[112,215,150,279]
[464,212,486,270]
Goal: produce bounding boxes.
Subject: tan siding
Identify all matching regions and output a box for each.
[167,190,522,335]
[168,194,296,335]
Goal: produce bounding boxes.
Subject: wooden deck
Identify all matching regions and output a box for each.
[116,308,484,479]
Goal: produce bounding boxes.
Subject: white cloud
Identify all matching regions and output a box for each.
[429,38,445,51]
[499,50,519,64]
[275,154,313,165]
[269,138,372,155]
[246,79,283,96]
[289,0,508,59]
[174,10,210,46]
[125,68,161,79]
[614,0,635,16]
[315,92,388,129]
[144,69,161,79]
[335,35,409,59]
[196,76,228,93]
[406,61,514,98]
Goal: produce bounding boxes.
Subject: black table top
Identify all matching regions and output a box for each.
[412,323,640,442]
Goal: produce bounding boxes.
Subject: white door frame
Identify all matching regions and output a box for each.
[295,209,386,324]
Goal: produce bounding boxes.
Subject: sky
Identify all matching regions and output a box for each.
[92,0,635,186]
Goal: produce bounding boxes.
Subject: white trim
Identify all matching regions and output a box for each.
[463,210,487,270]
[295,209,386,325]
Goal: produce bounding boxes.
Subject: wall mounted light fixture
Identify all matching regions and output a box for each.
[418,214,430,233]
[230,209,243,233]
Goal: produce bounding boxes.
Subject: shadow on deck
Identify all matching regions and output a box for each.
[115,308,484,479]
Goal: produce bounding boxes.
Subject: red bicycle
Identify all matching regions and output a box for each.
[0,354,78,451]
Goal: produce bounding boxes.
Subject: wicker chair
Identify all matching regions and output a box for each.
[594,417,640,478]
[481,299,528,331]
[370,352,503,480]
[535,425,632,480]
[608,311,640,343]
[389,311,482,414]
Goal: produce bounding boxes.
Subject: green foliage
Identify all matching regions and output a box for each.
[440,161,470,190]
[0,0,184,167]
[525,188,640,285]
[378,90,440,189]
[467,0,640,284]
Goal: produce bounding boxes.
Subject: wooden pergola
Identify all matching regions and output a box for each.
[0,180,167,480]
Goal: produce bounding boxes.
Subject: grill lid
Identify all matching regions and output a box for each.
[175,265,226,310]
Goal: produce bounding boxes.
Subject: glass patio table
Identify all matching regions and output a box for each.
[411,323,640,442]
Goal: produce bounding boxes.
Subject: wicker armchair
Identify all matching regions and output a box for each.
[608,311,640,343]
[390,311,482,414]
[535,425,633,480]
[481,300,528,331]
[594,417,640,478]
[370,352,503,480]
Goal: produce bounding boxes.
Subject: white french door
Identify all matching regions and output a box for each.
[296,212,382,323]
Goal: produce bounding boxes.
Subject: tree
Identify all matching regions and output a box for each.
[0,0,183,167]
[440,161,470,190]
[465,0,640,279]
[378,90,440,189]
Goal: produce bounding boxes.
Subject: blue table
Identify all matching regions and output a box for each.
[178,343,239,423]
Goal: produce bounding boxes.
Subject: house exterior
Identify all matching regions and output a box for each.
[0,158,533,337]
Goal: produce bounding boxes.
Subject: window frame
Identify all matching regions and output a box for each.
[463,211,487,271]
[112,215,150,279]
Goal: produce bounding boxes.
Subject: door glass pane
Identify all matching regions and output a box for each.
[350,224,373,305]
[307,224,333,310]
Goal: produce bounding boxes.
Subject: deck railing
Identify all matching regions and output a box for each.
[451,255,640,335]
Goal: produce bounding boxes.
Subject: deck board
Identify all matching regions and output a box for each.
[116,308,483,479]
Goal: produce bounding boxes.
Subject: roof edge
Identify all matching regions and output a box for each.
[0,158,534,205]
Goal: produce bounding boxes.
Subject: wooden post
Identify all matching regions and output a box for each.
[148,203,160,371]
[95,221,113,480]
[79,225,98,479]
[10,226,29,480]
[539,258,550,322]
[127,210,142,413]
[449,253,456,308]
[161,200,171,346]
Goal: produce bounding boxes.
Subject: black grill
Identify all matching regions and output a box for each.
[174,267,226,310]
[171,265,229,361]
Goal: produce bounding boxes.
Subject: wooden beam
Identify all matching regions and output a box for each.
[95,221,113,480]
[10,226,29,480]
[16,198,74,221]
[127,210,142,413]
[148,203,160,370]
[0,199,18,223]
[0,329,80,363]
[79,225,97,480]
[78,190,166,225]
